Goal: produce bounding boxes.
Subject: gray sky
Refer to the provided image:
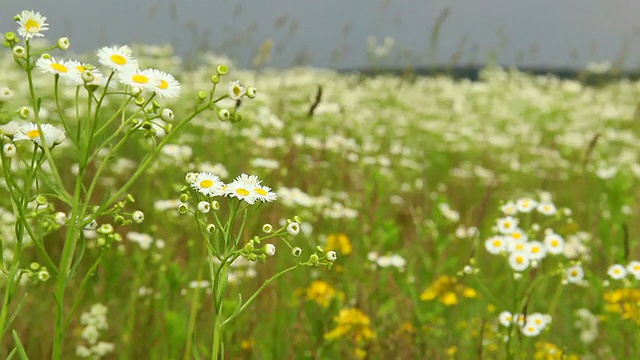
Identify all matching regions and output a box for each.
[3,0,640,70]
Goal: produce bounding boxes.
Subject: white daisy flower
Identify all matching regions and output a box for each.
[544,233,565,255]
[521,322,542,337]
[225,180,258,204]
[228,80,245,100]
[190,172,224,197]
[527,241,547,261]
[498,311,513,327]
[626,260,640,280]
[508,252,530,272]
[252,184,277,202]
[516,198,538,213]
[536,202,557,216]
[16,10,49,39]
[484,236,507,255]
[0,87,14,101]
[508,239,528,254]
[607,264,627,280]
[497,216,519,235]
[147,69,181,98]
[566,265,584,284]
[527,313,549,329]
[13,122,65,148]
[97,45,138,72]
[500,201,518,215]
[119,68,156,92]
[65,60,101,86]
[233,173,261,186]
[508,228,528,243]
[36,57,76,78]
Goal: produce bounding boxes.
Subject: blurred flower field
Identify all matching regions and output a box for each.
[1,10,640,360]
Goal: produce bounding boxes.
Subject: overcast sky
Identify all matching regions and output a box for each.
[3,0,640,70]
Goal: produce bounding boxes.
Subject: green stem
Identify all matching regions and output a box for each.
[183,241,207,360]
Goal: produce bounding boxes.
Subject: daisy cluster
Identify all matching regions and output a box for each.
[498,311,552,337]
[188,172,276,205]
[606,261,640,280]
[483,195,580,276]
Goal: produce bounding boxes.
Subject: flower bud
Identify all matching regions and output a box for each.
[326,251,337,262]
[4,32,16,42]
[292,247,302,257]
[211,201,220,210]
[134,97,146,106]
[57,37,70,50]
[36,195,47,206]
[218,109,231,121]
[246,87,257,99]
[216,64,229,75]
[3,143,16,158]
[81,70,95,83]
[161,108,174,122]
[18,106,32,119]
[197,201,211,214]
[12,46,25,59]
[178,203,188,214]
[287,222,300,236]
[97,223,114,235]
[244,243,255,252]
[114,215,125,226]
[197,90,207,100]
[185,172,197,184]
[30,262,40,271]
[264,244,276,256]
[38,270,50,282]
[210,75,220,84]
[132,210,144,223]
[262,224,273,233]
[309,254,319,263]
[206,224,216,234]
[54,212,67,225]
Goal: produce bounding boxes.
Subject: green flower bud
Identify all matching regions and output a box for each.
[12,46,25,59]
[178,203,188,214]
[206,224,216,234]
[35,195,47,205]
[30,262,40,271]
[246,87,257,99]
[197,90,207,100]
[179,193,190,203]
[114,215,125,226]
[212,201,220,210]
[57,37,70,50]
[216,64,229,75]
[218,109,231,121]
[97,223,114,235]
[244,243,254,252]
[134,97,146,106]
[210,75,220,84]
[5,32,16,42]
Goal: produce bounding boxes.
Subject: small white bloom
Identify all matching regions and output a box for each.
[148,69,181,98]
[544,233,565,255]
[508,252,530,272]
[500,201,517,216]
[13,122,65,148]
[190,172,224,197]
[497,216,519,235]
[484,236,507,254]
[516,198,538,213]
[536,202,557,216]
[626,260,640,280]
[527,241,547,261]
[16,10,49,39]
[498,311,513,327]
[97,45,138,72]
[566,265,584,284]
[607,264,627,280]
[228,80,245,100]
[521,322,542,337]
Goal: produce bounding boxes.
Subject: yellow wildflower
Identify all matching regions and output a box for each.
[324,308,376,344]
[419,275,477,306]
[301,280,344,308]
[534,342,579,360]
[325,233,353,255]
[603,288,640,325]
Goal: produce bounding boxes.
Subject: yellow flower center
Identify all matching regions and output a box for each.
[25,19,40,31]
[512,232,521,240]
[614,269,621,274]
[26,129,40,139]
[110,54,127,65]
[236,188,250,196]
[51,63,68,73]
[76,65,86,72]
[531,247,540,254]
[254,188,267,196]
[492,239,501,247]
[551,240,559,247]
[233,86,242,96]
[516,256,524,264]
[132,74,148,84]
[200,180,213,188]
[571,270,578,276]
[159,79,169,89]
[504,221,511,228]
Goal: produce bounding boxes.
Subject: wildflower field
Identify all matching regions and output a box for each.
[2,10,640,360]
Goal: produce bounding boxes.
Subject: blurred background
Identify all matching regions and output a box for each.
[3,0,640,72]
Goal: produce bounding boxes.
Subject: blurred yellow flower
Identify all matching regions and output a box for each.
[325,233,353,255]
[324,308,376,344]
[603,288,640,324]
[420,275,477,306]
[534,342,579,360]
[300,280,344,308]
[241,339,254,350]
